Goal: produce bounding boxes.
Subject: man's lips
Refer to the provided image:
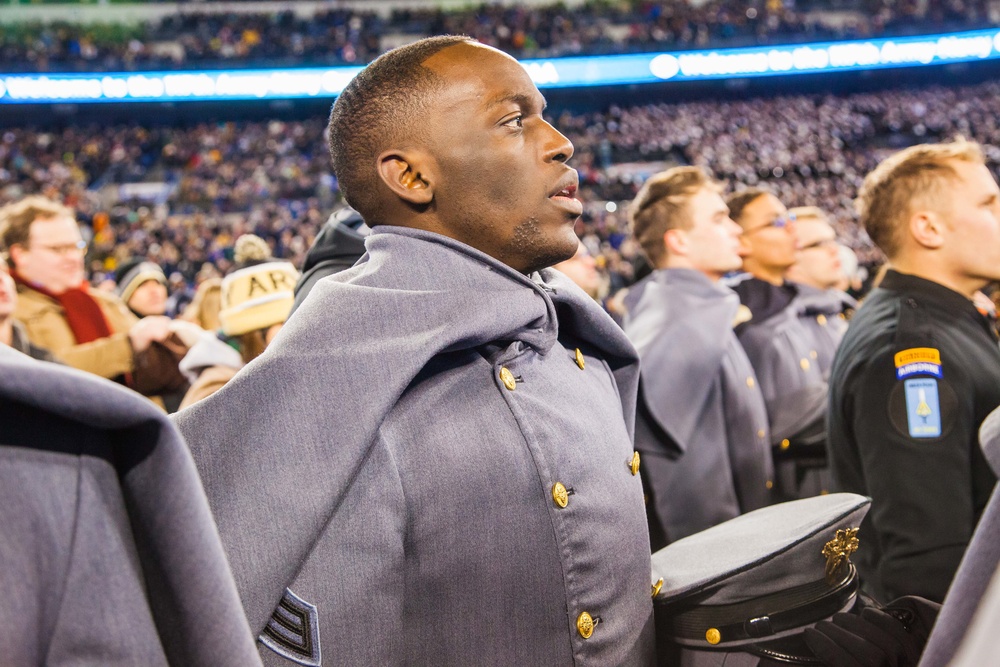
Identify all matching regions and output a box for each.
[549,175,582,216]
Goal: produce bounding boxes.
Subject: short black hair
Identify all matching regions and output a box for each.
[725,188,771,226]
[328,35,474,224]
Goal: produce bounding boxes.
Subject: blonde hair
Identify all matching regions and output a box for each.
[857,140,984,259]
[0,195,74,266]
[630,166,718,266]
[787,206,829,224]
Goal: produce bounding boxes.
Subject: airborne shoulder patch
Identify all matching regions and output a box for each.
[259,588,321,667]
[894,347,942,380]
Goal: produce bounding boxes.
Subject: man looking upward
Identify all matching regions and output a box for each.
[176,37,654,666]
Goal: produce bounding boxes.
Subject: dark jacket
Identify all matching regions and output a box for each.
[291,207,368,314]
[828,270,1000,603]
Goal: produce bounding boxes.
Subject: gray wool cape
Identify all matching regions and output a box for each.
[623,268,773,542]
[174,226,655,667]
[920,405,1000,666]
[792,284,855,380]
[0,346,260,667]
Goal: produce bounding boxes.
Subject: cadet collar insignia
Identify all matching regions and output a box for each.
[822,528,859,583]
[895,347,942,379]
[732,305,753,328]
[259,588,322,667]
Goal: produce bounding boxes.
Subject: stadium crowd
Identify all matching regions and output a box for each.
[7,78,1000,295]
[0,0,996,72]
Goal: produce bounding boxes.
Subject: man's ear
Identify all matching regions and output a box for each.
[7,244,25,268]
[377,150,434,206]
[909,210,945,250]
[664,228,687,257]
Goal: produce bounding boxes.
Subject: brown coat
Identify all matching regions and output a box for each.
[178,365,238,410]
[14,284,136,379]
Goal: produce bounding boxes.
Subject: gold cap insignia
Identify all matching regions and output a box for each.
[822,527,860,582]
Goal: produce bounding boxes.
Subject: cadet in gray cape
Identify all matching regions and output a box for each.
[0,346,261,666]
[726,189,830,500]
[785,207,857,379]
[174,36,653,666]
[624,166,773,546]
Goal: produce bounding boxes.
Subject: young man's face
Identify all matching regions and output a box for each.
[677,187,743,281]
[10,215,86,294]
[737,193,798,274]
[418,43,582,274]
[938,160,1000,286]
[788,218,841,290]
[128,279,168,317]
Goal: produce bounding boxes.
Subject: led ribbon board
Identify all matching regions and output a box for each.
[2,28,999,104]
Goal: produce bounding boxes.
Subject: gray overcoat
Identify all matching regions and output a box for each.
[919,406,1000,666]
[624,269,773,542]
[792,284,855,380]
[174,227,655,667]
[732,278,829,500]
[0,346,260,667]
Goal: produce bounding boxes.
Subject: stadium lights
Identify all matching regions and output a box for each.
[1,28,999,104]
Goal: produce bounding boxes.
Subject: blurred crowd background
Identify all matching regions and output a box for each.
[2,0,999,315]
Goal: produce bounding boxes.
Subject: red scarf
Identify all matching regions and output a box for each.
[12,270,113,344]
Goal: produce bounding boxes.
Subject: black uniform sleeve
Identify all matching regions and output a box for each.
[847,347,975,601]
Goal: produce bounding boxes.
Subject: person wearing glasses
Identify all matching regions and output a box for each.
[829,140,1000,604]
[0,196,173,381]
[725,189,830,502]
[623,166,773,547]
[785,206,858,379]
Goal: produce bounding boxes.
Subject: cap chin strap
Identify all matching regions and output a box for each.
[659,564,858,648]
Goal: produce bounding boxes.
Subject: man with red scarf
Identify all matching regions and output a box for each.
[0,196,171,381]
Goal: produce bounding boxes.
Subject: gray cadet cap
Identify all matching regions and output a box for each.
[651,493,870,666]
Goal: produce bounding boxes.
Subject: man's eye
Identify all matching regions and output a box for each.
[504,115,524,129]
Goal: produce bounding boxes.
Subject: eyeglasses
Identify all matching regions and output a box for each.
[30,240,87,256]
[745,213,796,235]
[799,238,838,251]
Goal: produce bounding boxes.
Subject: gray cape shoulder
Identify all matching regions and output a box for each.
[0,346,259,667]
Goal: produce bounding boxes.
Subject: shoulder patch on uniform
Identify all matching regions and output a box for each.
[903,378,942,438]
[894,347,942,380]
[259,588,321,666]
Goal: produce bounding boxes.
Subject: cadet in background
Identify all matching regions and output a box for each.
[624,166,773,547]
[785,206,857,379]
[726,189,830,500]
[828,139,1000,603]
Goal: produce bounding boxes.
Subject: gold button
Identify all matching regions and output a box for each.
[552,482,569,508]
[577,611,595,639]
[766,480,774,490]
[838,312,846,320]
[629,451,641,476]
[746,376,755,388]
[757,429,765,439]
[499,367,517,391]
[810,350,818,359]
[706,628,722,645]
[575,348,585,370]
[780,439,790,450]
[817,314,828,326]
[821,489,830,495]
[800,358,810,371]
[651,578,664,598]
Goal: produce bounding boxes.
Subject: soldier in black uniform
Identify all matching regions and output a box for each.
[829,139,1000,604]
